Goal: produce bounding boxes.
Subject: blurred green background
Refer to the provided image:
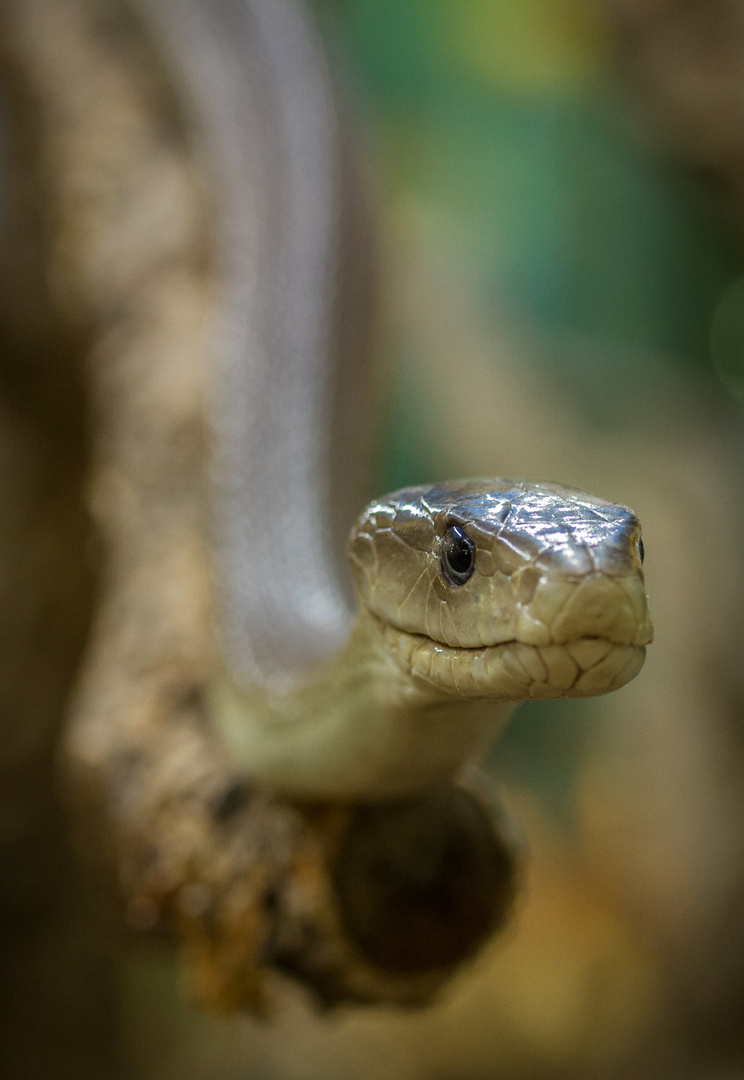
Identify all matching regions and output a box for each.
[314,0,743,820]
[320,0,743,414]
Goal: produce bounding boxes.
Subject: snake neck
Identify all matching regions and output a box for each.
[214,609,515,800]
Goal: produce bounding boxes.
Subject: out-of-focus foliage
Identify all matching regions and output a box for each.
[321,0,741,408]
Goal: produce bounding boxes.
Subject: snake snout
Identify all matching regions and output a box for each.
[527,572,652,647]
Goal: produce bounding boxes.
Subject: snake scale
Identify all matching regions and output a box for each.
[138,0,653,801]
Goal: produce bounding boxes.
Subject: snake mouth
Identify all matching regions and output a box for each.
[394,630,647,700]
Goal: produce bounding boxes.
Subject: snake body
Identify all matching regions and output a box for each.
[137,0,360,691]
[140,0,653,800]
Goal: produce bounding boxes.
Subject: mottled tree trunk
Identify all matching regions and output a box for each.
[0,6,115,1074]
[0,3,515,1076]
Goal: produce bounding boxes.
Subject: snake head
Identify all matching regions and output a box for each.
[348,479,653,700]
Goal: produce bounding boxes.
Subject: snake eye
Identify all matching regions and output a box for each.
[441,525,475,586]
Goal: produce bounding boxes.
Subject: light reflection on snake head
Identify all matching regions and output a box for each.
[349,479,653,700]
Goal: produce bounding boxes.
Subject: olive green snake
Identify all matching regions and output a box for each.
[140,0,653,800]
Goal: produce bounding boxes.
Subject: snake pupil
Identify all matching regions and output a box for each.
[639,538,645,564]
[441,525,475,586]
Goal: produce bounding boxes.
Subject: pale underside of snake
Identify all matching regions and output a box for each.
[139,0,653,801]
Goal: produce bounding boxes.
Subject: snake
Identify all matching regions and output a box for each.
[139,0,653,801]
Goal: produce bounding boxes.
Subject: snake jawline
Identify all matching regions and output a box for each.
[213,611,646,799]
